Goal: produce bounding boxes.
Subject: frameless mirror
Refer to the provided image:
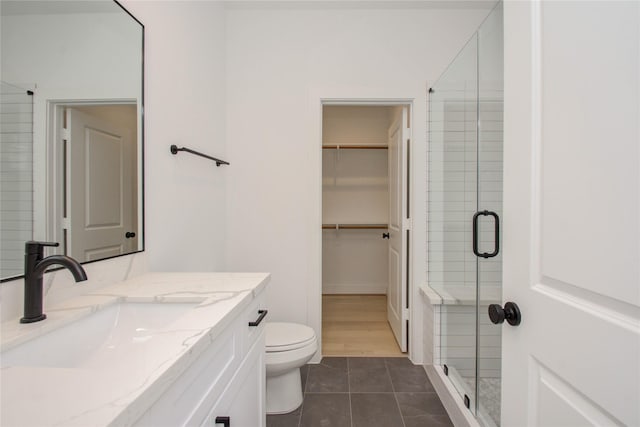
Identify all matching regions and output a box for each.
[1,0,144,280]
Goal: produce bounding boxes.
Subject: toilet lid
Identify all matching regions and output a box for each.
[265,322,316,352]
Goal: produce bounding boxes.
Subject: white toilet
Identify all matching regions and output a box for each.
[265,322,317,414]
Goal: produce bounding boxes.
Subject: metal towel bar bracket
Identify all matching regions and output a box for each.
[170,145,230,167]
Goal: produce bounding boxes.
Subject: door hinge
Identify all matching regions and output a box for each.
[62,218,70,229]
[402,307,410,322]
[403,218,412,230]
[60,128,70,140]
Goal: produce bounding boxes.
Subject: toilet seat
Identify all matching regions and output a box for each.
[266,322,316,352]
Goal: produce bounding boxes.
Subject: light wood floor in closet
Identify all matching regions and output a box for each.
[322,295,404,357]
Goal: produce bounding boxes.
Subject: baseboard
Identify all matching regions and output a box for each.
[424,365,480,427]
[322,284,386,294]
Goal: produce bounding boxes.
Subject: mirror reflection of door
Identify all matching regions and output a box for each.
[60,104,137,262]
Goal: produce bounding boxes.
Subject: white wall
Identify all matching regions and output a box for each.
[224,4,491,361]
[122,0,227,272]
[1,12,140,95]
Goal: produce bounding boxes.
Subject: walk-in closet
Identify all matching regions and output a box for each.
[321,105,410,357]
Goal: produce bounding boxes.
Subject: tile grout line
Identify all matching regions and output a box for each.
[303,391,351,394]
[392,389,408,427]
[385,358,408,427]
[304,391,391,394]
[297,397,304,427]
[347,357,354,427]
[385,358,397,394]
[297,365,309,427]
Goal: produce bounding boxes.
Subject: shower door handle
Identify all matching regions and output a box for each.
[472,210,499,258]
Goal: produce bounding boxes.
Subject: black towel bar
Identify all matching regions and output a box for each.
[170,145,229,167]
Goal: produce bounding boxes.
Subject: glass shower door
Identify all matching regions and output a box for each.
[428,3,503,425]
[428,33,479,414]
[477,4,503,426]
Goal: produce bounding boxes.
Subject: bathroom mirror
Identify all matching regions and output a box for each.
[0,0,144,281]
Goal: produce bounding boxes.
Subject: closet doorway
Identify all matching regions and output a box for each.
[321,103,411,357]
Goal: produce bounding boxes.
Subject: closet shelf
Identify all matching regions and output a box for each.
[322,145,388,150]
[322,223,388,230]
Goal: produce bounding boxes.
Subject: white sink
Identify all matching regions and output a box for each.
[1,302,196,369]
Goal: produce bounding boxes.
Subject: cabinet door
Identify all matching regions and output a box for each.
[207,331,265,427]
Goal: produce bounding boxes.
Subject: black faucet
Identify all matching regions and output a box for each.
[21,241,88,324]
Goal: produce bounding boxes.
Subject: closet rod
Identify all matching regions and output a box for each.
[322,145,388,150]
[170,145,230,167]
[322,224,388,230]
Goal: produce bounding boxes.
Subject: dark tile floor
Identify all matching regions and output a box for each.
[267,357,453,427]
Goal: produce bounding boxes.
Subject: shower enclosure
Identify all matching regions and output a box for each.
[427,4,503,427]
[0,82,34,279]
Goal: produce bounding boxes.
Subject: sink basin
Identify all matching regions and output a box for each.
[1,302,196,369]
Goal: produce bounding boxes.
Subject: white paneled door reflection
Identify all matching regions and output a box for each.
[66,106,137,261]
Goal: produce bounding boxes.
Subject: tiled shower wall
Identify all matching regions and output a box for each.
[428,99,503,290]
[428,98,478,290]
[1,82,33,278]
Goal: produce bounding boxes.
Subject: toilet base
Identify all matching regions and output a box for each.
[266,368,303,414]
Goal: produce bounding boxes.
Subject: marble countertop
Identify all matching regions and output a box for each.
[0,272,270,427]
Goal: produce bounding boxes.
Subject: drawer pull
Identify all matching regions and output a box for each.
[215,416,230,426]
[248,309,268,327]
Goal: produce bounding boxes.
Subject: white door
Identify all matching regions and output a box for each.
[67,108,136,261]
[387,106,410,352]
[502,2,639,425]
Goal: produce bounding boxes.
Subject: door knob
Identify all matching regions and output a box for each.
[488,302,521,326]
[125,231,136,239]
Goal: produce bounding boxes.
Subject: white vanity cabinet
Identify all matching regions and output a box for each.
[206,330,265,427]
[134,290,267,427]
